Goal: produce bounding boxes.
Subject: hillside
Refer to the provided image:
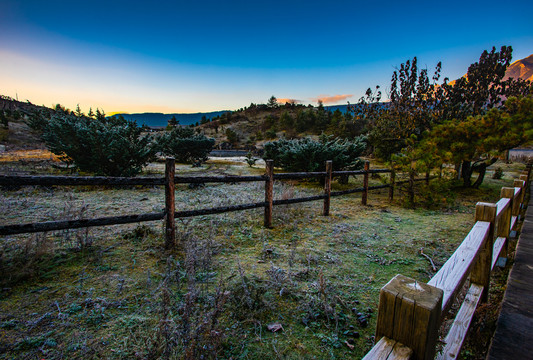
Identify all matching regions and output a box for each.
[504,54,533,82]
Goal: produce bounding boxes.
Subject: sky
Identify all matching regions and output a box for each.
[1,0,532,114]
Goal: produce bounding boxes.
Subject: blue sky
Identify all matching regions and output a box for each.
[1,0,532,113]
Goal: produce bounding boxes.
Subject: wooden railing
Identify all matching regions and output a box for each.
[362,165,532,360]
[2,158,432,248]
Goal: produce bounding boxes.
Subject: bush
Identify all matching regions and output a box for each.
[42,114,155,176]
[263,135,366,172]
[410,178,456,209]
[156,126,215,165]
[492,167,504,179]
[25,110,51,132]
[0,111,8,128]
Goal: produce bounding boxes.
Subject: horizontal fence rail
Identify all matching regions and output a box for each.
[0,158,438,248]
[362,164,532,360]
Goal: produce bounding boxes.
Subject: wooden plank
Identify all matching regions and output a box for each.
[428,221,490,314]
[435,284,483,360]
[0,212,166,235]
[332,168,390,176]
[376,274,442,360]
[273,195,327,205]
[510,216,517,231]
[0,174,165,186]
[495,197,510,220]
[175,175,266,183]
[492,237,507,270]
[175,201,265,218]
[362,336,412,360]
[273,172,326,179]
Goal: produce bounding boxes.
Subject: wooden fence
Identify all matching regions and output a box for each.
[362,165,532,360]
[0,158,432,248]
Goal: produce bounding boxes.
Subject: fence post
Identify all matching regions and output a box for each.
[362,161,370,205]
[323,160,332,216]
[165,157,176,249]
[523,164,531,185]
[425,170,430,185]
[472,202,496,303]
[514,179,526,213]
[375,274,443,360]
[264,160,274,228]
[499,187,514,257]
[389,168,395,202]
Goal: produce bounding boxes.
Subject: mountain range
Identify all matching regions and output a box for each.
[114,106,353,128]
[114,110,231,128]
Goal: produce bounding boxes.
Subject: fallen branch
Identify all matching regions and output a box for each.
[420,248,437,271]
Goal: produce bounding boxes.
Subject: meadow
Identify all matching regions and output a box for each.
[0,155,522,359]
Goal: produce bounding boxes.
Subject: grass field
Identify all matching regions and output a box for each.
[0,156,524,359]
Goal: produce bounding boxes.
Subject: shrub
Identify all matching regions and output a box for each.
[245,152,257,167]
[25,110,51,132]
[263,135,366,172]
[156,126,215,165]
[265,128,277,139]
[0,111,8,128]
[42,114,155,176]
[492,167,504,179]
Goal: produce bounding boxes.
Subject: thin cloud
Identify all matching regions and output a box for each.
[311,94,353,104]
[277,98,302,104]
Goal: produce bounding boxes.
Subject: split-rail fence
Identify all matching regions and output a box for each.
[0,158,430,248]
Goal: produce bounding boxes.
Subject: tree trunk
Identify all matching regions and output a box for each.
[472,158,498,188]
[461,161,472,187]
[455,163,462,180]
[472,164,487,188]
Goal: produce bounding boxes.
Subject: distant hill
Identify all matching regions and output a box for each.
[504,54,533,82]
[114,110,231,128]
[114,106,351,128]
[324,104,350,113]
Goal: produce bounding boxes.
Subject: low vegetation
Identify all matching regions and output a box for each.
[263,135,366,172]
[156,126,215,166]
[0,156,525,359]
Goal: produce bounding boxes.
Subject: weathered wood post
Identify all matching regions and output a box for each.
[323,160,332,216]
[264,160,274,228]
[524,164,532,185]
[165,157,176,249]
[499,187,514,257]
[362,160,370,205]
[375,274,443,360]
[425,170,430,185]
[515,178,526,211]
[389,168,395,202]
[472,202,496,302]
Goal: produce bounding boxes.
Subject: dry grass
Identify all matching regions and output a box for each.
[0,158,526,359]
[0,149,60,162]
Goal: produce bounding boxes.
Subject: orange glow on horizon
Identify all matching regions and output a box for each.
[312,94,354,104]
